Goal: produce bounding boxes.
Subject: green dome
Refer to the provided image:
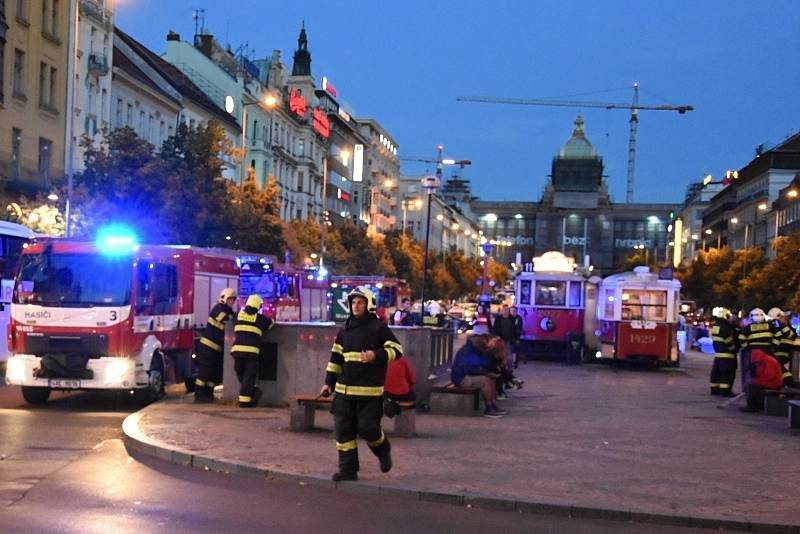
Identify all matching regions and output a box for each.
[558,115,597,159]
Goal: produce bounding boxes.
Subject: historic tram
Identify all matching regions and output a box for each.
[592,266,682,366]
[514,251,596,359]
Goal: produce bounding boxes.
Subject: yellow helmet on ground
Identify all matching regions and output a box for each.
[767,307,785,320]
[245,294,263,310]
[219,287,237,303]
[347,286,376,313]
[712,307,731,320]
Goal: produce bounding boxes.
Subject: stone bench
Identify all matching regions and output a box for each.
[429,385,483,416]
[288,395,417,437]
[763,387,800,417]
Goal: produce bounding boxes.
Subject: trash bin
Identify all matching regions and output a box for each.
[565,333,584,365]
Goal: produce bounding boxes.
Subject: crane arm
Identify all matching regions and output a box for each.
[457,95,693,113]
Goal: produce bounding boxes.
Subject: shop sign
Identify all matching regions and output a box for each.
[312,108,330,138]
[615,238,653,248]
[289,88,307,118]
[322,76,338,98]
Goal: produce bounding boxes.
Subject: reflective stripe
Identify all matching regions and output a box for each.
[239,395,252,402]
[331,343,344,355]
[335,383,384,396]
[238,311,257,322]
[200,337,222,352]
[326,362,342,374]
[783,371,793,378]
[366,431,385,447]
[709,382,720,387]
[207,317,224,330]
[195,378,207,386]
[714,353,736,359]
[232,345,260,354]
[336,440,358,451]
[215,312,228,322]
[384,340,403,352]
[343,352,363,362]
[385,347,397,362]
[235,324,263,336]
[718,384,731,389]
[712,336,733,344]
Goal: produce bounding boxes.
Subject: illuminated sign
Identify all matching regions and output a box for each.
[338,108,351,122]
[493,234,534,246]
[322,76,338,97]
[353,144,364,182]
[533,251,575,273]
[312,108,330,138]
[379,134,397,156]
[615,238,653,248]
[563,236,586,246]
[289,88,307,118]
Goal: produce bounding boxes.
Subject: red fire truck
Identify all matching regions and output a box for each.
[330,276,410,322]
[592,266,682,366]
[4,229,239,404]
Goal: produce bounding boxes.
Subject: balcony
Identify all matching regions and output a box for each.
[87,52,109,77]
[80,0,112,27]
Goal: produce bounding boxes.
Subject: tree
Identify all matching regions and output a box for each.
[676,247,731,311]
[223,169,284,254]
[746,236,800,310]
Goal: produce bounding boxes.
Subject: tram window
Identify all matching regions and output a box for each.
[519,280,531,305]
[567,282,582,307]
[603,289,615,319]
[621,290,667,321]
[535,281,566,306]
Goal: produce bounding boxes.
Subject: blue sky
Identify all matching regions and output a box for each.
[116,0,800,204]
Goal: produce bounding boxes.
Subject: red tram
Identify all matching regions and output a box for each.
[592,266,681,366]
[514,252,595,359]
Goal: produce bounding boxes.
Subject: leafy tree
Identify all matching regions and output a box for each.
[222,169,284,254]
[747,235,800,310]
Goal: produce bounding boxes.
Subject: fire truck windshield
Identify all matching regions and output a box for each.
[14,252,132,307]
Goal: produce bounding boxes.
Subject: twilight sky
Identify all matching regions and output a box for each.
[116,0,800,204]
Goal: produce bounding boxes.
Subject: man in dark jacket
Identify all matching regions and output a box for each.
[450,334,506,418]
[195,288,237,403]
[231,294,274,408]
[320,286,404,482]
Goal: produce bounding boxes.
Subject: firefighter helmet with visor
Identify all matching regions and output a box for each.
[347,286,376,314]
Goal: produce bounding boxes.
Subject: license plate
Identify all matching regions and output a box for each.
[48,379,81,389]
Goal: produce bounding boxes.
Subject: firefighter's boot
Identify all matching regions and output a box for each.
[369,437,392,473]
[333,449,359,482]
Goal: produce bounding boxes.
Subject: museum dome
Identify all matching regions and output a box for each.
[558,115,597,159]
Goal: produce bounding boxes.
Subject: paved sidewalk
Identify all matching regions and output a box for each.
[123,351,800,532]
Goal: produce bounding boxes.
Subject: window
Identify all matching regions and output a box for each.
[139,110,145,135]
[49,67,56,108]
[603,289,615,319]
[115,98,123,128]
[38,138,52,182]
[11,128,22,177]
[0,38,5,103]
[38,62,46,105]
[159,121,165,146]
[41,0,48,32]
[101,88,107,121]
[519,280,532,305]
[135,262,178,314]
[567,281,582,307]
[147,114,153,142]
[620,290,667,321]
[297,171,304,192]
[126,103,133,126]
[534,281,566,306]
[13,48,24,96]
[16,0,26,19]
[51,0,59,38]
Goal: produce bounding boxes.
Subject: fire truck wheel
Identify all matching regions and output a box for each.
[22,386,51,405]
[135,350,166,405]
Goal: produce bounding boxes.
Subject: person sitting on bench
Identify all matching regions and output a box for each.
[384,357,416,418]
[450,334,506,418]
[741,348,784,413]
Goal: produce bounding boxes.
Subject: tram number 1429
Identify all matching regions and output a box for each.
[630,333,657,345]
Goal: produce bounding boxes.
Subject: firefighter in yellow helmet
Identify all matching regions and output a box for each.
[768,307,796,387]
[319,286,404,482]
[195,287,237,403]
[231,293,274,408]
[709,307,737,396]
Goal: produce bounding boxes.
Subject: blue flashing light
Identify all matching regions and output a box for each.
[96,225,139,255]
[318,266,329,278]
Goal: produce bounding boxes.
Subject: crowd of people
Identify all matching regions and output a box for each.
[708,306,798,413]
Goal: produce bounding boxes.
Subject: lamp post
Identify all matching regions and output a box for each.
[419,174,440,319]
[479,241,493,307]
[238,93,279,187]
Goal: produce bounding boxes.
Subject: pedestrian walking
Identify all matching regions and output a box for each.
[392,298,414,326]
[231,294,274,408]
[709,307,737,397]
[194,287,237,403]
[510,305,523,366]
[320,286,403,481]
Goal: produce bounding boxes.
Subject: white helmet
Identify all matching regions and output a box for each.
[767,307,785,320]
[712,307,732,320]
[749,308,766,323]
[219,287,237,303]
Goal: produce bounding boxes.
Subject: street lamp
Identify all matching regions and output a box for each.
[419,174,440,318]
[479,241,493,306]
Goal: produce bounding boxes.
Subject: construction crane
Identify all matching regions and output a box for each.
[457,83,693,203]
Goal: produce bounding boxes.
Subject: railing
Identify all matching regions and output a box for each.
[87,53,109,76]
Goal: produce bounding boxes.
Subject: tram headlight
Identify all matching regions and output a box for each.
[595,350,602,359]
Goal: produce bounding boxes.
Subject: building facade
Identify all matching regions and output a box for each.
[0,0,69,198]
[472,116,678,275]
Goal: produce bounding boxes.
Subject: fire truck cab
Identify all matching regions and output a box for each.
[5,231,238,404]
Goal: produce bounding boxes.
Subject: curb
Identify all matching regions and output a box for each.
[122,408,799,534]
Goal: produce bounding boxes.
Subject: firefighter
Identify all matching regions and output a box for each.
[709,307,738,396]
[739,308,774,355]
[768,308,796,387]
[231,294,274,408]
[194,288,237,403]
[319,286,403,482]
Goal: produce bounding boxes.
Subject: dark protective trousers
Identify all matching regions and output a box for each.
[234,357,259,406]
[195,344,223,400]
[709,357,737,395]
[775,355,793,385]
[332,394,390,475]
